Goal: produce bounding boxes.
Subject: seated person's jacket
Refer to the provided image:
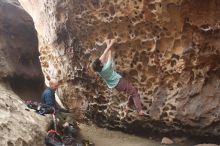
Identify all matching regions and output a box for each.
[41,88,57,108]
[41,88,69,113]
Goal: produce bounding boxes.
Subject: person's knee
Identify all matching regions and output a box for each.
[130,87,138,96]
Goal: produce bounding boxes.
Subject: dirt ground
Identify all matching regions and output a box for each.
[79,124,182,146]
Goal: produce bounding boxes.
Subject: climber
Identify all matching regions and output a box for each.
[41,79,77,128]
[91,39,144,116]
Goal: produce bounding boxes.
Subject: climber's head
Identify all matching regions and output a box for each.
[91,58,103,72]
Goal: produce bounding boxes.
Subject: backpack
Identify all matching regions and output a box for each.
[62,125,78,146]
[25,100,39,110]
[25,100,55,115]
[63,124,78,137]
[37,104,55,115]
[45,130,64,146]
[62,135,76,146]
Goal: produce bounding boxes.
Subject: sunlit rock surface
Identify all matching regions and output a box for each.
[19,0,220,136]
[0,82,49,146]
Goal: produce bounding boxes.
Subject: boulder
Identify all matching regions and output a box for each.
[19,0,220,137]
[0,0,49,145]
[0,82,49,146]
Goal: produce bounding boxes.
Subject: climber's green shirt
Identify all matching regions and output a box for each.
[98,58,122,89]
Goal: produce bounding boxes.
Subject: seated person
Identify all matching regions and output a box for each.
[41,78,76,128]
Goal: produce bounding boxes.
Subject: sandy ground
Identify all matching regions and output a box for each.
[79,124,180,146]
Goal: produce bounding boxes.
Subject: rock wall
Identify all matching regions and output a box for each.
[0,0,45,100]
[0,82,49,146]
[19,0,220,136]
[0,0,49,145]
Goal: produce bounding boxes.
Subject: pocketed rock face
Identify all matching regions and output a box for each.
[0,0,49,145]
[19,0,220,136]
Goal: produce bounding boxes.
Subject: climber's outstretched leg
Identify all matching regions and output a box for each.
[115,78,144,116]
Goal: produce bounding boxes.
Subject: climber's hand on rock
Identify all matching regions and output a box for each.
[105,38,115,49]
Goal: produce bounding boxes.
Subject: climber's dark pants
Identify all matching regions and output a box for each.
[115,78,142,112]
